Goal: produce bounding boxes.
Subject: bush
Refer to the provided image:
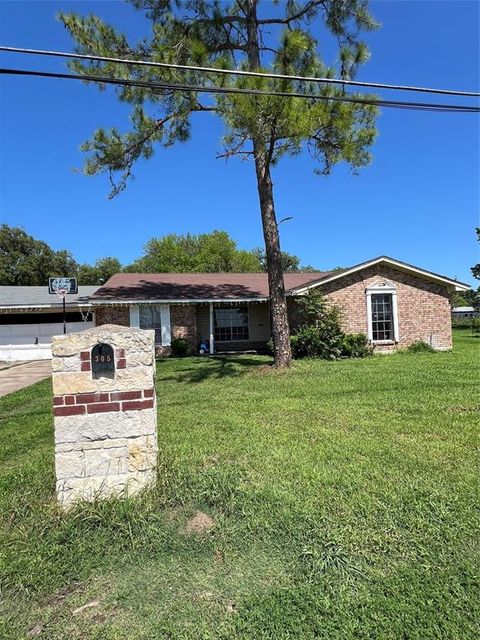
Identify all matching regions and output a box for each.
[452,317,480,332]
[472,317,480,334]
[452,318,476,329]
[290,326,343,360]
[290,290,344,360]
[341,333,373,358]
[407,341,436,353]
[266,337,274,355]
[170,338,192,357]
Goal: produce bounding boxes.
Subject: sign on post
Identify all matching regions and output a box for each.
[48,277,78,295]
[48,277,78,334]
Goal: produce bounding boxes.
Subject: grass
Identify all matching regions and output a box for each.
[0,331,479,639]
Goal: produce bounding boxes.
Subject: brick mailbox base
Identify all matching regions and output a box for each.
[51,324,158,507]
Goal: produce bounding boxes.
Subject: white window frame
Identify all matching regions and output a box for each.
[131,304,171,346]
[129,305,140,328]
[365,281,399,343]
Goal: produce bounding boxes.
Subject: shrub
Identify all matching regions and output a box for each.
[290,326,342,360]
[266,337,274,355]
[472,317,480,335]
[452,317,480,332]
[341,333,373,358]
[290,290,344,360]
[407,341,436,353]
[170,338,192,357]
[452,318,476,329]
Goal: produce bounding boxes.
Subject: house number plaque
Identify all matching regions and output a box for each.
[91,343,115,379]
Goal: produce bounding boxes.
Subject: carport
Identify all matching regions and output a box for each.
[0,286,98,361]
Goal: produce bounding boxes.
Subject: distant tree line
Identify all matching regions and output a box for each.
[0,224,317,286]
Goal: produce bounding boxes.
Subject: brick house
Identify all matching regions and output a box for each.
[91,256,470,354]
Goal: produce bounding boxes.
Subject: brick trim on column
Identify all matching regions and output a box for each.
[53,388,155,416]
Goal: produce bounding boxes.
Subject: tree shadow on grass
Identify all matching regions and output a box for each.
[161,356,271,384]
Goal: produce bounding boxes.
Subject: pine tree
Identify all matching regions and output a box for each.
[60,0,378,366]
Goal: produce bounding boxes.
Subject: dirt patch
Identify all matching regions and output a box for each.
[184,511,214,535]
[449,405,480,414]
[251,363,294,377]
[91,612,107,624]
[46,582,83,607]
[202,454,219,468]
[164,505,183,523]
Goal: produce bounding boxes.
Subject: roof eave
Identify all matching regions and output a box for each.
[0,302,93,311]
[289,256,471,294]
[90,297,270,305]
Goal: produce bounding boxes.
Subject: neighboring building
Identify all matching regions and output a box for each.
[0,286,98,361]
[91,256,470,354]
[452,306,479,319]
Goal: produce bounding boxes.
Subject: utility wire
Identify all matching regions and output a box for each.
[1,45,479,98]
[1,67,479,112]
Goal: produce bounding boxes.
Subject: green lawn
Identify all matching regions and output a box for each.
[1,332,479,639]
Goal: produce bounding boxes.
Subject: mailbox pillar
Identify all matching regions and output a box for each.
[51,324,157,507]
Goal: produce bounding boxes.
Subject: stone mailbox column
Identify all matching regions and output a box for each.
[51,324,157,507]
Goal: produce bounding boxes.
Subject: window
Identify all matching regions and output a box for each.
[139,305,162,344]
[214,307,249,341]
[371,293,394,341]
[134,304,171,346]
[366,281,399,343]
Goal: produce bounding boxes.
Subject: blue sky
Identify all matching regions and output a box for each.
[0,1,478,285]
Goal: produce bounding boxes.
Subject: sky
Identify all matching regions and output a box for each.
[0,0,479,285]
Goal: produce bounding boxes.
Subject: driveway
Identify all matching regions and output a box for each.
[0,360,52,397]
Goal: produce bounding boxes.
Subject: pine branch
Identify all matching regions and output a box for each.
[216,134,252,160]
[258,1,324,25]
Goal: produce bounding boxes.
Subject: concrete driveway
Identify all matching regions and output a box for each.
[0,360,52,397]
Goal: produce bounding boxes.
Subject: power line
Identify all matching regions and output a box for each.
[1,66,479,112]
[1,45,479,98]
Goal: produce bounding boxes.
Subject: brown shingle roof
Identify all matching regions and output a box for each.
[92,272,334,302]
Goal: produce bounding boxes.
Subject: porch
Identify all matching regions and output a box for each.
[95,301,273,355]
[195,301,271,354]
[193,302,270,353]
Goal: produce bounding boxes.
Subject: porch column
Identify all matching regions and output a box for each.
[209,303,214,354]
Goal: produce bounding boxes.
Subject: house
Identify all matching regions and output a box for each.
[90,256,470,354]
[452,306,479,319]
[0,286,98,361]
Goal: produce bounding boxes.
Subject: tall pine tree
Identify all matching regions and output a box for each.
[60,0,378,366]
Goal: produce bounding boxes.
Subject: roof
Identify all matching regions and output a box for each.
[91,256,470,303]
[452,306,476,313]
[0,286,99,310]
[290,256,470,294]
[91,272,334,302]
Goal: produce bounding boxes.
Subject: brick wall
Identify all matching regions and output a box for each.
[315,265,452,350]
[171,305,197,347]
[95,306,130,327]
[53,387,155,417]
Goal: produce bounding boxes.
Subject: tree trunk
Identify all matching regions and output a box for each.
[253,145,292,367]
[245,0,292,367]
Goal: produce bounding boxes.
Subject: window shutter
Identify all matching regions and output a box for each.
[160,305,171,346]
[129,305,140,328]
